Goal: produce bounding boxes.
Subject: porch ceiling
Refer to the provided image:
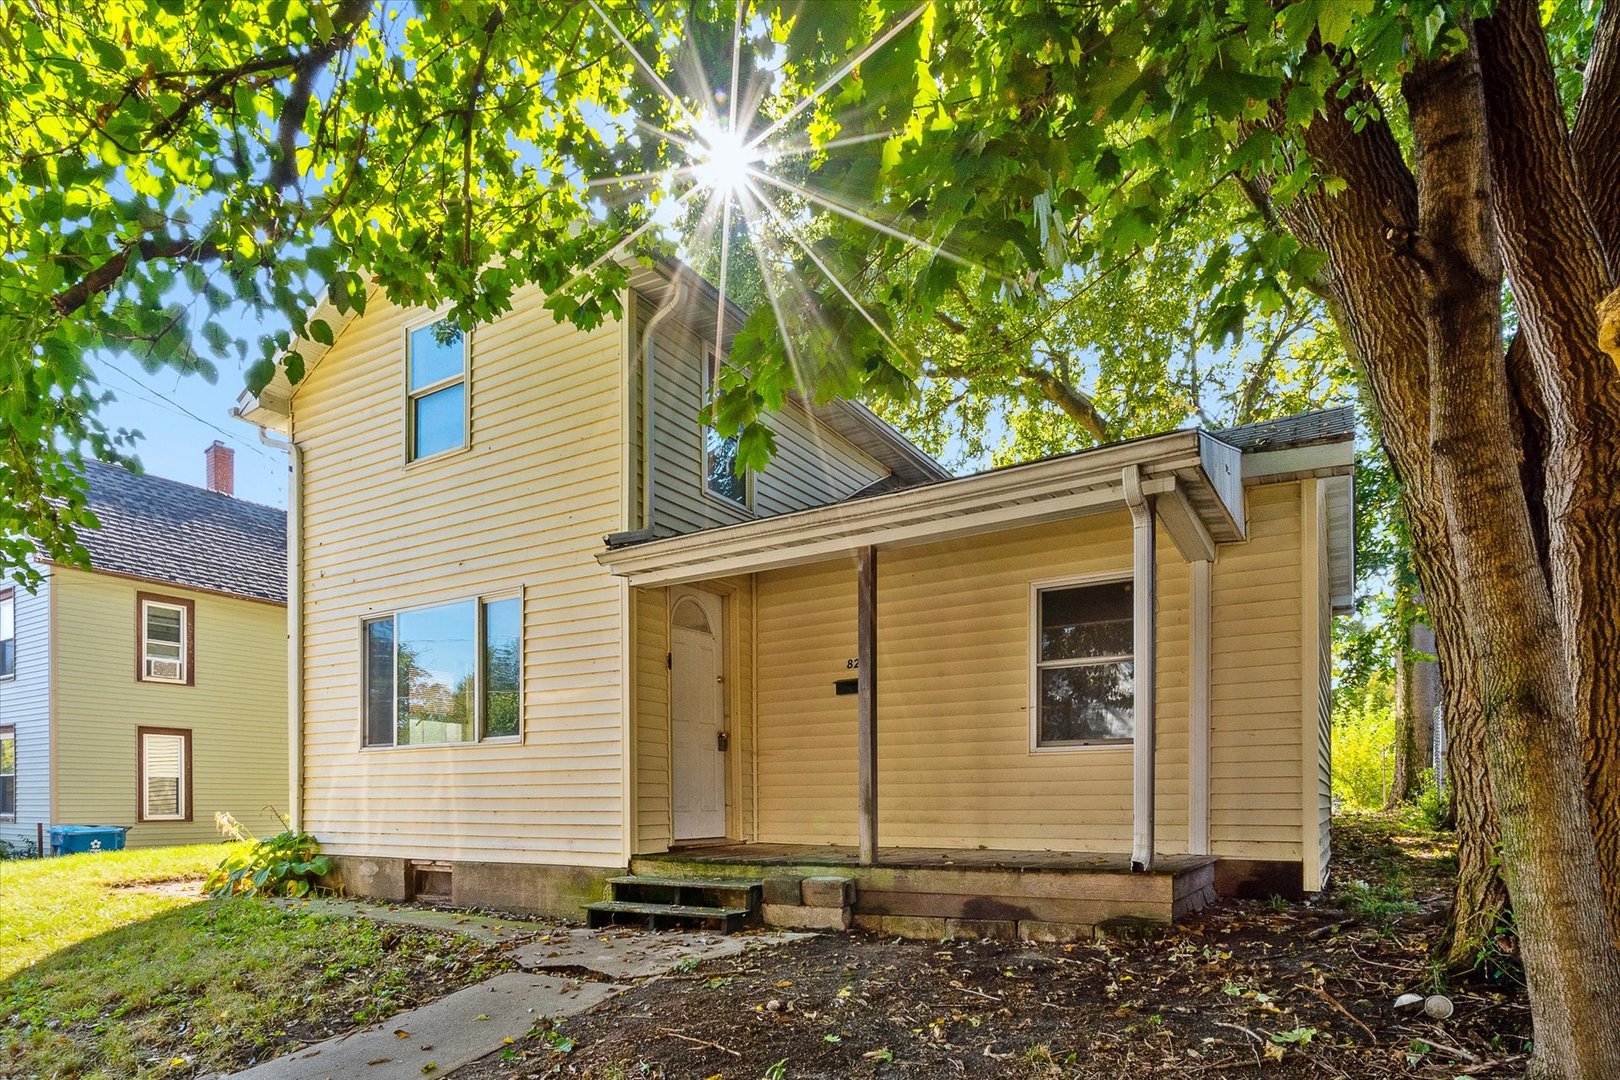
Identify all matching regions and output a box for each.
[598,429,1245,586]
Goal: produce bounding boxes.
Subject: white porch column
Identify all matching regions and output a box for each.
[1122,466,1156,872]
[1189,557,1212,856]
[857,545,878,866]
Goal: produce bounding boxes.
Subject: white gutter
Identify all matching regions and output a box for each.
[1122,464,1156,873]
[640,280,687,531]
[238,412,301,834]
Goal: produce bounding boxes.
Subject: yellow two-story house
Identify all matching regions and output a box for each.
[236,263,1352,939]
[0,446,288,854]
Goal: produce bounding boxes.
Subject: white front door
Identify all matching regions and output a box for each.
[671,589,727,841]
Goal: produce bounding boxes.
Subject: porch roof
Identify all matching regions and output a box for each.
[598,427,1247,586]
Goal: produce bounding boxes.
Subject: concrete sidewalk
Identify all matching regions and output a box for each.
[226,902,807,1079]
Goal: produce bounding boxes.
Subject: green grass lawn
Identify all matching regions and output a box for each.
[0,843,228,978]
[0,846,512,1079]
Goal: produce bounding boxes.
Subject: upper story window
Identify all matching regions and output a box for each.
[0,589,14,680]
[363,593,522,747]
[138,594,193,685]
[407,320,467,461]
[1033,578,1135,748]
[702,344,747,507]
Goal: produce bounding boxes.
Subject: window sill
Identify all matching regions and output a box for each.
[402,444,472,472]
[1029,741,1134,754]
[700,486,754,517]
[360,737,523,752]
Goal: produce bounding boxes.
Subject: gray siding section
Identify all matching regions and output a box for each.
[637,294,889,537]
[1,570,51,851]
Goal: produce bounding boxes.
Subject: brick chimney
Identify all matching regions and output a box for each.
[204,440,234,496]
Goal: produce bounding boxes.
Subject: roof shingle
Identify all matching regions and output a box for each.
[75,461,287,603]
[1212,406,1356,451]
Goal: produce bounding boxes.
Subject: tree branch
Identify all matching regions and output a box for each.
[1574,0,1620,270]
[51,234,223,318]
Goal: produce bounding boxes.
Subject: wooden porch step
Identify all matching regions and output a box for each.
[584,899,752,932]
[607,875,763,893]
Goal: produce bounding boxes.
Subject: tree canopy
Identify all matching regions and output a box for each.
[6,4,1620,1074]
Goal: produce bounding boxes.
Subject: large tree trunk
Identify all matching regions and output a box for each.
[1475,0,1620,936]
[1263,85,1509,973]
[1404,37,1620,1078]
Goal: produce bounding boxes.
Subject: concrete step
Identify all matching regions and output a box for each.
[607,874,763,913]
[585,899,752,933]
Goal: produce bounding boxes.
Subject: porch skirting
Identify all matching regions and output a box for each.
[320,854,612,918]
[636,844,1218,942]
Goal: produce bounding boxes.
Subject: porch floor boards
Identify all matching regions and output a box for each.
[646,842,1213,876]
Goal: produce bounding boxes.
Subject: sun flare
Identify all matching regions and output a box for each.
[691,123,753,199]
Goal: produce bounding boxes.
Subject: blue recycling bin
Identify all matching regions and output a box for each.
[49,825,129,855]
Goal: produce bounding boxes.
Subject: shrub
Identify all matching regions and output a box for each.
[1414,769,1452,830]
[207,831,331,899]
[1331,672,1396,810]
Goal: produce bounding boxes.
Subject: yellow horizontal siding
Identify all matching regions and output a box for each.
[747,511,1192,852]
[293,287,627,867]
[50,567,288,847]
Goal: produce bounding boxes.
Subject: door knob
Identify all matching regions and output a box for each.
[717,730,731,752]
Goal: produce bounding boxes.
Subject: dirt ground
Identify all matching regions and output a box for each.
[458,814,1527,1079]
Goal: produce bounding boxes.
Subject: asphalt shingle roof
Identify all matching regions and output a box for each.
[1212,406,1356,451]
[76,461,287,604]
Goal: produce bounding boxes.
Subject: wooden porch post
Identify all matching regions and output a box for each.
[858,545,878,866]
[1122,466,1156,872]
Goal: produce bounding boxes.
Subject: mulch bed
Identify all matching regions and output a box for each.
[461,816,1528,1079]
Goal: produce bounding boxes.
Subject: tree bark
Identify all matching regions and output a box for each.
[1476,0,1620,936]
[1261,84,1508,972]
[1404,37,1620,1078]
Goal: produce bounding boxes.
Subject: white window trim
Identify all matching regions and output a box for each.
[403,312,472,466]
[139,730,189,822]
[1028,570,1136,754]
[0,726,16,820]
[699,342,753,513]
[0,590,15,682]
[360,591,524,750]
[140,599,189,685]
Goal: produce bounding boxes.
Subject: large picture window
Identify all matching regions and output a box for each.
[0,589,14,680]
[1033,578,1135,748]
[407,320,467,461]
[702,344,747,507]
[363,594,521,747]
[138,728,190,821]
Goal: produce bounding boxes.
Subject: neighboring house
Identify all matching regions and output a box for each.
[0,446,288,853]
[237,265,1352,938]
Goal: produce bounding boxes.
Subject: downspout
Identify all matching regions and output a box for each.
[1122,465,1156,872]
[239,413,301,834]
[641,280,686,532]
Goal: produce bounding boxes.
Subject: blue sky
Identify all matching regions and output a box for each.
[90,352,288,508]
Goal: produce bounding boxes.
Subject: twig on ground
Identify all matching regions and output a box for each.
[1295,982,1377,1043]
[657,1029,742,1057]
[1410,1035,1479,1064]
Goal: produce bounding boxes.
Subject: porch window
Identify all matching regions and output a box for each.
[1034,579,1135,747]
[0,589,14,679]
[138,728,190,821]
[702,344,748,508]
[362,593,521,747]
[407,320,466,461]
[1,726,15,819]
